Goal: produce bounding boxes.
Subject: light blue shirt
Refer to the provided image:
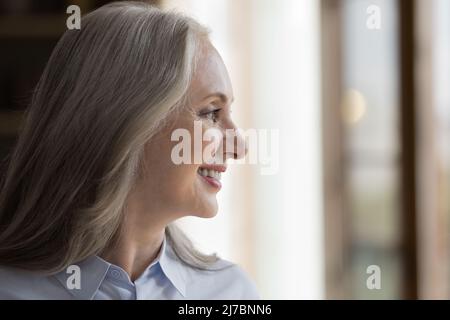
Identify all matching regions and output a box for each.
[0,236,260,300]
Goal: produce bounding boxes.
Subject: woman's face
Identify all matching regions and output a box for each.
[134,42,246,224]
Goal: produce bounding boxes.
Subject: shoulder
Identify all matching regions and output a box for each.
[183,258,261,300]
[0,265,69,299]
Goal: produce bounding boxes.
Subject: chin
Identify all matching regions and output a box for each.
[195,200,219,218]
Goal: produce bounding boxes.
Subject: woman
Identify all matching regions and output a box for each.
[0,1,259,300]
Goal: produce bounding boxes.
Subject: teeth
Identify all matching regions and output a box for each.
[197,168,221,180]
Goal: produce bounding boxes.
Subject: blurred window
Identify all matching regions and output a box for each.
[341,0,402,299]
[433,0,450,296]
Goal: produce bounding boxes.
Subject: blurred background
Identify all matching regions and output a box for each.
[0,0,449,299]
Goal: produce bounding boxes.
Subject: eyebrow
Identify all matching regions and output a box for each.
[202,92,234,105]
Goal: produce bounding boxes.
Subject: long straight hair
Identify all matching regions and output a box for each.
[0,1,219,273]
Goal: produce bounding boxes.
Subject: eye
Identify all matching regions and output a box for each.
[199,108,221,123]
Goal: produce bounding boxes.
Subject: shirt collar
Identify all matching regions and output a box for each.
[158,235,188,297]
[54,255,110,300]
[54,233,189,299]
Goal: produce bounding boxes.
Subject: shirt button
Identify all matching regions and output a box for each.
[110,269,122,279]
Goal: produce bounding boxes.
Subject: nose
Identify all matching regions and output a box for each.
[223,121,248,161]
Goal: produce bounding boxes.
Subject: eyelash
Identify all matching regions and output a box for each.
[199,108,221,123]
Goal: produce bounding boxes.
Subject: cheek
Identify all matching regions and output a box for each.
[159,163,217,217]
[149,153,197,201]
[145,139,199,204]
[140,116,218,216]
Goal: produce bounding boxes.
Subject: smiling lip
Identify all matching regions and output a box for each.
[199,175,222,190]
[197,164,226,191]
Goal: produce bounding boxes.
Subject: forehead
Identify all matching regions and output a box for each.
[188,43,233,104]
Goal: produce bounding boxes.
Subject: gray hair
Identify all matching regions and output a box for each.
[0,1,220,273]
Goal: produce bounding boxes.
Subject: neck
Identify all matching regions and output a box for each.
[100,190,169,282]
[101,227,165,282]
